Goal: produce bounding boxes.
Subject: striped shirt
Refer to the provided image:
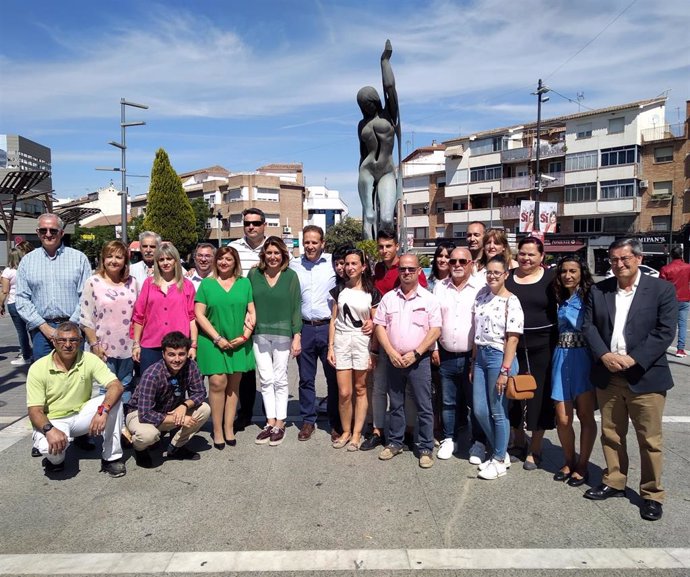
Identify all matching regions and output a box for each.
[15,245,92,331]
[229,236,263,277]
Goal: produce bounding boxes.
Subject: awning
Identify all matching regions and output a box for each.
[544,243,585,253]
[444,145,464,158]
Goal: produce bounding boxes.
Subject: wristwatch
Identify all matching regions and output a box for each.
[42,423,54,435]
[414,350,422,361]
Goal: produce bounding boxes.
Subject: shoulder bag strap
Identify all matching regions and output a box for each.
[505,294,532,375]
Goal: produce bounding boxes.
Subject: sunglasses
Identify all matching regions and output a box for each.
[399,267,418,273]
[37,228,60,236]
[448,258,471,266]
[244,220,265,227]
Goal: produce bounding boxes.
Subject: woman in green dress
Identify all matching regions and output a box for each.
[195,246,255,449]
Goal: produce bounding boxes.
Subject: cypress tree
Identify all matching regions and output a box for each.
[143,148,197,257]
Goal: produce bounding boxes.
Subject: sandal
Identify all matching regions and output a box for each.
[347,437,363,452]
[332,433,352,449]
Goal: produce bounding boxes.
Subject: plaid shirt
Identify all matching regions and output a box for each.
[127,358,206,427]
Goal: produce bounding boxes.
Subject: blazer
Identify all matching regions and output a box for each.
[582,273,677,393]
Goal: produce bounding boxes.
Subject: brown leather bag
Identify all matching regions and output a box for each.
[503,298,536,400]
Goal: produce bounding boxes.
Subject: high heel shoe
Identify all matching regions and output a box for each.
[225,438,237,447]
[211,435,225,450]
[567,472,589,487]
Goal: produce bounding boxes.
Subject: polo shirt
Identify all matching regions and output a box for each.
[374,260,428,295]
[26,351,118,419]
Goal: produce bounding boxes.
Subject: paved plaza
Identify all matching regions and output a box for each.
[0,313,689,576]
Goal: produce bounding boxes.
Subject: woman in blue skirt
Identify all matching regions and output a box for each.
[550,255,597,487]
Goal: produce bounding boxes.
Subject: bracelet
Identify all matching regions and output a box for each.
[97,403,111,416]
[132,343,141,349]
[240,335,248,342]
[369,350,379,356]
[213,335,223,345]
[190,342,198,349]
[91,340,102,348]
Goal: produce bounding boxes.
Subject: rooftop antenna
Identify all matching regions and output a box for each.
[576,92,585,112]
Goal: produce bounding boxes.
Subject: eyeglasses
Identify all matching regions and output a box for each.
[195,255,213,260]
[141,244,157,249]
[486,270,506,277]
[55,337,80,345]
[244,220,265,228]
[606,256,636,265]
[448,258,471,266]
[399,267,418,273]
[37,228,60,236]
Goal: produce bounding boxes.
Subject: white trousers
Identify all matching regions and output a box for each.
[32,395,123,464]
[253,334,291,421]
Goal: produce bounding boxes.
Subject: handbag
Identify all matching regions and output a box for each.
[503,297,537,400]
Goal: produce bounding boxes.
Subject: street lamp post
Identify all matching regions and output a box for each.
[109,98,148,246]
[532,79,550,233]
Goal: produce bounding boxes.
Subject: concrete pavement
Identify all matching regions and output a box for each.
[0,313,689,576]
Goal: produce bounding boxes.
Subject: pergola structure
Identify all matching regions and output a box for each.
[0,170,52,254]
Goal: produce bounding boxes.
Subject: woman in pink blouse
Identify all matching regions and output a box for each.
[131,242,197,374]
[80,240,139,401]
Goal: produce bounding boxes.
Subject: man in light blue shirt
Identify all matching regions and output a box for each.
[289,225,339,441]
[16,213,92,362]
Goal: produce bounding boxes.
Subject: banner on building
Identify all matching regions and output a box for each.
[519,200,558,234]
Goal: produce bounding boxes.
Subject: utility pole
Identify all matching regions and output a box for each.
[532,79,550,233]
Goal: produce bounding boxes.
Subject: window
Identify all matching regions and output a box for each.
[600,179,636,199]
[651,216,671,231]
[603,215,635,233]
[654,146,673,163]
[470,136,507,155]
[448,167,468,186]
[413,227,428,239]
[651,181,672,198]
[576,123,592,139]
[410,204,428,215]
[434,201,445,214]
[452,199,468,211]
[547,160,563,173]
[470,164,501,182]
[435,226,445,238]
[565,150,597,171]
[574,218,602,233]
[565,183,597,203]
[601,145,639,167]
[608,117,625,134]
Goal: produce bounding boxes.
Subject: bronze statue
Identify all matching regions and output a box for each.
[357,39,401,240]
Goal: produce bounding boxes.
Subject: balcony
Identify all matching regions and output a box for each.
[501,142,566,163]
[500,204,565,221]
[500,172,564,192]
[444,208,501,224]
[562,197,641,217]
[641,123,686,142]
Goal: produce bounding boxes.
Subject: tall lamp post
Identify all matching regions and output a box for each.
[532,79,550,232]
[109,98,148,246]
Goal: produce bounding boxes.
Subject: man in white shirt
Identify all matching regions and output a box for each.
[432,247,486,461]
[583,238,676,522]
[188,243,216,290]
[130,231,161,289]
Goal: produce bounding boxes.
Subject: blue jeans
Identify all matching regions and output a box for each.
[140,347,163,375]
[7,303,32,360]
[296,324,339,428]
[472,346,517,460]
[386,354,434,452]
[438,348,476,441]
[99,357,135,404]
[677,301,689,350]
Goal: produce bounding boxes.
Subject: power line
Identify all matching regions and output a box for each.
[545,0,640,80]
[548,87,595,111]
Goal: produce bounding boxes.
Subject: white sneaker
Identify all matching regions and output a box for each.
[437,438,455,460]
[478,453,511,471]
[10,357,29,366]
[468,441,486,465]
[477,458,507,480]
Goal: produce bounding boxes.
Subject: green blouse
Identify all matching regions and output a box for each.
[248,267,302,337]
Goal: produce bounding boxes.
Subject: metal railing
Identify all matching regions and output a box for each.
[641,123,686,142]
[501,142,566,163]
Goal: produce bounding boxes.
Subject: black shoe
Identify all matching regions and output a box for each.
[553,468,572,482]
[134,449,154,469]
[41,457,64,472]
[567,473,589,487]
[360,433,384,451]
[225,438,237,447]
[584,483,626,500]
[640,499,663,521]
[100,458,126,478]
[31,447,41,458]
[73,435,96,451]
[165,444,200,461]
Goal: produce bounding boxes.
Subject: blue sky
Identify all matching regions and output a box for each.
[1,0,688,216]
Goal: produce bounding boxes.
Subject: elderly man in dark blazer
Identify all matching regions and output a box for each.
[583,238,676,521]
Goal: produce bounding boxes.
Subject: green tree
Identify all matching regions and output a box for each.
[190,197,212,244]
[127,214,145,244]
[71,224,117,266]
[143,148,197,257]
[324,217,363,253]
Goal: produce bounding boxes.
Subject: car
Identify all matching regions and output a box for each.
[605,264,659,279]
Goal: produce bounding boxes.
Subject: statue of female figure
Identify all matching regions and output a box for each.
[357,39,400,240]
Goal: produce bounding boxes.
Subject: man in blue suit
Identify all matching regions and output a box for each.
[583,238,676,521]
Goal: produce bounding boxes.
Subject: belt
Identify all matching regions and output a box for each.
[557,332,586,348]
[439,347,472,357]
[45,317,70,323]
[302,318,331,326]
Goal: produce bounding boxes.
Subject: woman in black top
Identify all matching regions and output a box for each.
[505,236,558,470]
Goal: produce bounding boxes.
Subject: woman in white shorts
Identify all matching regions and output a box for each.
[328,248,381,451]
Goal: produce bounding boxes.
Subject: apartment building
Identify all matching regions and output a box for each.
[304,185,348,231]
[438,96,689,272]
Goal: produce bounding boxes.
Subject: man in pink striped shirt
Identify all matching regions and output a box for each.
[374,254,441,468]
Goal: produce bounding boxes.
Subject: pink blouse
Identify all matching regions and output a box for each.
[131,277,196,348]
[80,274,139,359]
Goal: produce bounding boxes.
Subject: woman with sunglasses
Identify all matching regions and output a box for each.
[427,241,456,292]
[471,255,523,480]
[248,237,302,447]
[132,242,197,374]
[550,255,596,486]
[328,248,381,451]
[80,240,139,403]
